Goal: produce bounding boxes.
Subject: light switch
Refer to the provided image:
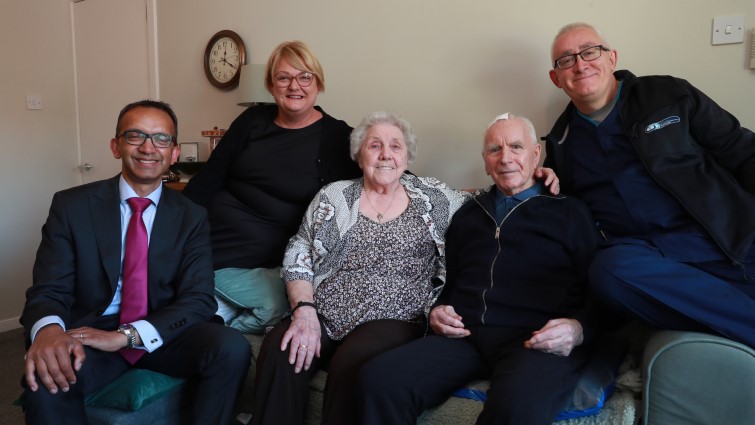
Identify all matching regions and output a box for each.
[712,16,745,45]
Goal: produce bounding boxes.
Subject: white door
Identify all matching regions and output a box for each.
[73,0,153,184]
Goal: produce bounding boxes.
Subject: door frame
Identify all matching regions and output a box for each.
[70,0,159,185]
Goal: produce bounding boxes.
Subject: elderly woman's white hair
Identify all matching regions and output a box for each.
[349,111,417,163]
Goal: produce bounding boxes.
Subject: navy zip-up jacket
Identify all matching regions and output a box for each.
[438,188,602,344]
[544,70,755,264]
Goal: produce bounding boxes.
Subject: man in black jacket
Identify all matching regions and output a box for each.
[544,22,755,348]
[358,113,600,425]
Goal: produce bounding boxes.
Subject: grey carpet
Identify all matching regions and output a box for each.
[0,328,26,425]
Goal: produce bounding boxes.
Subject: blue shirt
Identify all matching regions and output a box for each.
[495,182,543,223]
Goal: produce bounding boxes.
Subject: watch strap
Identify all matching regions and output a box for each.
[292,301,316,314]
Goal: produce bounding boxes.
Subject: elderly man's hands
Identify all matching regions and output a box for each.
[24,324,86,394]
[429,305,471,338]
[524,318,583,356]
[281,307,321,373]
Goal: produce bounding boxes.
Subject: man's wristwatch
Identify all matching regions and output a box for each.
[117,324,137,348]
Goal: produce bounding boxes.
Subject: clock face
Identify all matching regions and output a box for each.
[204,30,246,90]
[208,37,240,83]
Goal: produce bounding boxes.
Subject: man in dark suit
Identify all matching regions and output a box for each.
[20,100,251,425]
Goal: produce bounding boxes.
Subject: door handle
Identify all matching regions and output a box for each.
[79,162,94,171]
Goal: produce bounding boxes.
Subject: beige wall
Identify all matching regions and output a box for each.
[1,0,753,328]
[157,0,755,188]
[0,0,78,331]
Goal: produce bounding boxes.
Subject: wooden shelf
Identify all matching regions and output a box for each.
[165,182,187,191]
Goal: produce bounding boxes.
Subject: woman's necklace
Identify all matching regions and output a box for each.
[364,187,399,223]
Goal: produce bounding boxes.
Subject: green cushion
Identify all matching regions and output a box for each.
[214,267,289,334]
[85,369,186,411]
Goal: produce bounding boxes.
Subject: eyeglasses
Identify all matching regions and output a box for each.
[273,72,315,88]
[553,45,610,70]
[117,130,175,148]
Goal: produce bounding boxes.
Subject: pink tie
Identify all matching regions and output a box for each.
[120,197,152,364]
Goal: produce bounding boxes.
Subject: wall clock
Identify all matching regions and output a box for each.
[204,30,246,90]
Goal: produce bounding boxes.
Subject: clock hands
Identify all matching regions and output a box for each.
[216,43,240,70]
[218,57,237,70]
[217,47,239,70]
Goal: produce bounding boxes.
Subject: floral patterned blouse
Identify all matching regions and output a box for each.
[315,201,435,339]
[281,174,470,339]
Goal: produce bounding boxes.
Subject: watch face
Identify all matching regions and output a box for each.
[208,37,240,83]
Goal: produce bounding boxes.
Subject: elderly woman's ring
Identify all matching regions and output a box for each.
[299,344,307,349]
[80,333,84,338]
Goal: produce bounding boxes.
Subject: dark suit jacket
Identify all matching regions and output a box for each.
[21,175,217,347]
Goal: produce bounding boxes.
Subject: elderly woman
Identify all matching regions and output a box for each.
[251,111,470,425]
[183,41,361,334]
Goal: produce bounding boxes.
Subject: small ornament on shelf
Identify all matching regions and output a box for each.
[201,127,226,151]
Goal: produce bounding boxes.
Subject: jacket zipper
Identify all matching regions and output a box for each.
[473,194,562,324]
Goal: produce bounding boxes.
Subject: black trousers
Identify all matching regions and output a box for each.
[21,318,252,425]
[252,317,424,425]
[359,326,589,425]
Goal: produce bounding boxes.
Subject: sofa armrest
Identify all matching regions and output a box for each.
[642,330,755,425]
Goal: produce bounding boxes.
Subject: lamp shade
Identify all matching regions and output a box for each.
[237,64,274,106]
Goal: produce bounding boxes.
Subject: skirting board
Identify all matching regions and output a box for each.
[0,317,22,333]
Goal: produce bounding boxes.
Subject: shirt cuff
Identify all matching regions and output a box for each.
[31,316,65,342]
[131,320,163,352]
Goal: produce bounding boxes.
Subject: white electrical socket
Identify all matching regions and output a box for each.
[26,94,43,110]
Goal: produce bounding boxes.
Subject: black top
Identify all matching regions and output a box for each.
[184,104,362,269]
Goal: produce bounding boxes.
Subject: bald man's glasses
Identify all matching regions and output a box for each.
[553,45,610,70]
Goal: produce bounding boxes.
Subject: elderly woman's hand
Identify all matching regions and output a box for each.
[281,306,321,373]
[535,167,560,195]
[429,305,471,338]
[524,318,584,356]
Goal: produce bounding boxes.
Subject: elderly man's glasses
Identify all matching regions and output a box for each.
[117,130,175,148]
[273,72,315,88]
[553,45,610,70]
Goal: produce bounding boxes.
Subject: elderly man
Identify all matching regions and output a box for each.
[19,100,251,425]
[358,113,600,425]
[545,22,755,348]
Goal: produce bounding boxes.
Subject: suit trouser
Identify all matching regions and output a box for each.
[589,241,755,348]
[358,327,589,425]
[21,318,252,425]
[251,317,424,425]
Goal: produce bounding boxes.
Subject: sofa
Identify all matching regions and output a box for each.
[84,324,755,425]
[641,330,755,425]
